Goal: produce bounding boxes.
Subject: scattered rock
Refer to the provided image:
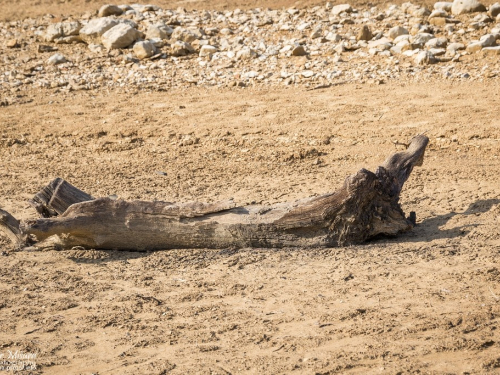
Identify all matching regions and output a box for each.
[0,1,498,93]
[171,40,194,56]
[45,21,81,42]
[6,39,19,48]
[479,34,497,47]
[79,18,119,44]
[146,24,173,39]
[199,45,217,57]
[357,25,373,41]
[47,53,68,65]
[467,41,484,52]
[133,40,156,59]
[414,50,437,64]
[489,3,500,17]
[483,45,500,54]
[331,4,353,15]
[389,26,409,40]
[291,45,307,56]
[451,0,487,15]
[434,2,454,11]
[98,4,123,17]
[237,46,258,60]
[101,23,141,49]
[171,28,198,43]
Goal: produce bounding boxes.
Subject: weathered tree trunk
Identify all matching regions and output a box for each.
[0,135,429,250]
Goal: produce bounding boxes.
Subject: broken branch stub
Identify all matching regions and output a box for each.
[1,135,429,250]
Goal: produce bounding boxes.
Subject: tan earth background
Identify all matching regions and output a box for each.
[1,0,500,374]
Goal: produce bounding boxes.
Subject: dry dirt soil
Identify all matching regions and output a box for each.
[1,1,500,374]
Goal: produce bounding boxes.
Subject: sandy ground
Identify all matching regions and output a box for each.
[2,0,500,22]
[1,81,500,374]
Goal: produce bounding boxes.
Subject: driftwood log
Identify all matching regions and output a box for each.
[0,135,429,250]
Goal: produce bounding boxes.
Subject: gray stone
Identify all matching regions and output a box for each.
[331,4,353,15]
[489,3,500,17]
[451,0,487,15]
[47,53,67,65]
[146,24,173,39]
[388,26,409,40]
[101,23,140,49]
[199,45,217,57]
[98,4,123,17]
[133,40,156,59]
[414,50,437,64]
[80,18,119,44]
[291,45,307,56]
[434,1,453,11]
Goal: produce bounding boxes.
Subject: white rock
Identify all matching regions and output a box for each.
[429,47,446,55]
[98,4,123,17]
[447,42,465,53]
[171,41,195,56]
[101,23,140,49]
[301,70,314,77]
[434,2,453,11]
[331,4,353,15]
[171,28,198,43]
[368,37,392,48]
[411,33,434,48]
[88,43,105,53]
[429,9,448,18]
[325,32,342,42]
[80,18,119,44]
[451,0,486,15]
[310,27,322,39]
[133,40,156,59]
[479,34,496,46]
[483,45,500,54]
[146,24,173,39]
[47,53,67,65]
[388,26,409,40]
[199,45,217,57]
[466,41,483,52]
[45,21,81,42]
[297,22,310,31]
[414,50,436,64]
[237,46,258,59]
[426,37,448,48]
[394,34,411,43]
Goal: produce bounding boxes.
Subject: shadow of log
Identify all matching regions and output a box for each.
[373,198,500,244]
